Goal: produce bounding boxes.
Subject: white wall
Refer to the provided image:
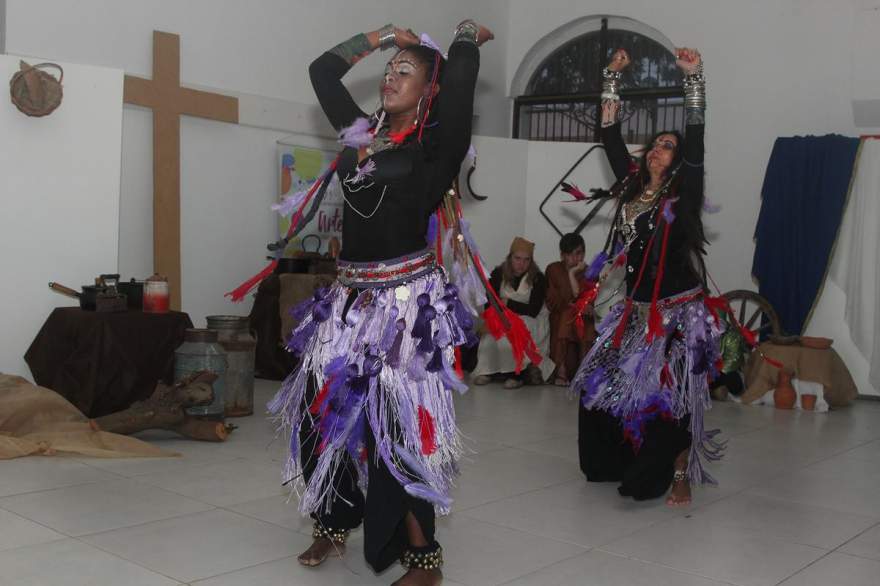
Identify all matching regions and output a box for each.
[0,0,6,53]
[461,135,529,268]
[0,55,123,378]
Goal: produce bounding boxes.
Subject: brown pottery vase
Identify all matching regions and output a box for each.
[774,369,797,409]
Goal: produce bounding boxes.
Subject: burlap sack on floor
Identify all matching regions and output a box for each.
[0,374,176,459]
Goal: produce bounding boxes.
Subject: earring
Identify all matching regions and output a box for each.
[414,96,425,126]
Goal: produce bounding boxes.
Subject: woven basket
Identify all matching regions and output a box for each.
[10,61,64,117]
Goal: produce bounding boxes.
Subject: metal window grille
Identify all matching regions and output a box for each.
[513,18,684,145]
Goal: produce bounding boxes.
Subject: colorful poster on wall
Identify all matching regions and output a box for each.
[276,143,343,257]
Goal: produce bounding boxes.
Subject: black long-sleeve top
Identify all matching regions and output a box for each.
[601,122,706,301]
[309,41,479,262]
[488,267,547,318]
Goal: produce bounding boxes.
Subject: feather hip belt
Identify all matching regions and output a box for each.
[268,258,476,515]
[572,287,726,485]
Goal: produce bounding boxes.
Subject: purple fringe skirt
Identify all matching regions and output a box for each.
[572,287,725,485]
[268,260,474,516]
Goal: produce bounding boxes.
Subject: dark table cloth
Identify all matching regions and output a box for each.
[24,307,193,417]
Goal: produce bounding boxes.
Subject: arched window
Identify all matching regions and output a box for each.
[513,17,684,144]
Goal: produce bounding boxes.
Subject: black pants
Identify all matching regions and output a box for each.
[300,378,437,573]
[578,406,691,500]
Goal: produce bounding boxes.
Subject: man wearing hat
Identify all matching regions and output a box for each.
[472,237,554,388]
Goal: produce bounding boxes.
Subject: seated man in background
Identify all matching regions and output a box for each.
[545,233,596,386]
[473,237,554,388]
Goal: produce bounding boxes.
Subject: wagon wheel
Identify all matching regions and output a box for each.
[721,289,783,339]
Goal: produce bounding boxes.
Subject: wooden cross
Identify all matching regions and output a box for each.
[123,31,239,310]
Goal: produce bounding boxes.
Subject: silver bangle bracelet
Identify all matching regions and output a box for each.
[602,67,622,101]
[683,69,706,110]
[378,24,396,51]
[454,20,480,45]
[603,67,623,81]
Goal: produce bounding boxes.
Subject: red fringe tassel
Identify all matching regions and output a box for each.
[418,406,437,456]
[309,377,332,415]
[646,219,673,343]
[481,305,543,374]
[454,346,464,379]
[572,283,598,339]
[224,259,278,303]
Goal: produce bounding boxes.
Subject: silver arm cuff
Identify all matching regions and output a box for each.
[601,67,622,102]
[378,24,396,51]
[454,20,480,45]
[683,63,706,110]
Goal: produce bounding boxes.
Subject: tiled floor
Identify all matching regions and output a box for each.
[2,379,879,585]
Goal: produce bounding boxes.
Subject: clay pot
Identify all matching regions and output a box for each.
[801,393,817,411]
[774,369,797,410]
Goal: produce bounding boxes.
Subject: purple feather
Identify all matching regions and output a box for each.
[452,260,487,317]
[346,413,367,461]
[286,320,317,355]
[379,306,401,351]
[312,297,333,323]
[407,352,428,382]
[703,197,721,213]
[445,285,474,331]
[404,482,452,509]
[271,188,308,217]
[585,250,608,281]
[661,197,679,224]
[426,346,444,373]
[581,366,607,404]
[458,218,480,255]
[324,355,347,377]
[351,159,376,184]
[419,33,443,54]
[411,295,437,351]
[621,349,649,377]
[386,320,406,368]
[338,117,373,149]
[426,213,438,245]
[289,293,317,323]
[690,339,712,375]
[393,443,434,481]
[361,352,384,378]
[393,443,454,506]
[464,144,477,169]
[434,314,453,348]
[440,359,469,394]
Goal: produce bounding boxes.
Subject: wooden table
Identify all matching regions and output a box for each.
[24,308,192,417]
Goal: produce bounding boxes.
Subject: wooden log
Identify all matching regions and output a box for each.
[170,419,230,442]
[90,371,235,442]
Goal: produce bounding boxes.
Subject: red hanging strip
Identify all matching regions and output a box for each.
[646,218,673,343]
[435,208,444,266]
[224,259,279,302]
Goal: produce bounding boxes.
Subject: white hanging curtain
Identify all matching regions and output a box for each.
[830,138,880,389]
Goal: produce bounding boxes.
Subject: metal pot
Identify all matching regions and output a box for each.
[48,282,100,310]
[117,279,144,309]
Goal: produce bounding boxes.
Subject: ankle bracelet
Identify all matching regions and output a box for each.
[401,543,443,570]
[312,522,350,544]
